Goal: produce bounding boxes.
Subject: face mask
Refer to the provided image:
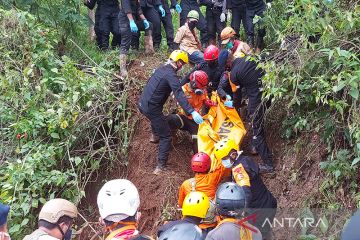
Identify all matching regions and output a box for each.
[226,41,234,50]
[188,21,197,31]
[63,228,72,240]
[222,158,233,168]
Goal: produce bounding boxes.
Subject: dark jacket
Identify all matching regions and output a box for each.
[245,0,266,10]
[84,0,119,10]
[140,0,161,8]
[139,64,194,115]
[230,57,264,114]
[118,0,143,15]
[227,0,245,9]
[217,72,232,100]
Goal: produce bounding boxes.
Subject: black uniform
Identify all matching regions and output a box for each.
[180,0,209,45]
[231,155,277,237]
[84,0,121,50]
[138,64,194,168]
[160,0,177,50]
[118,0,153,54]
[204,0,226,45]
[138,0,162,48]
[228,0,246,38]
[230,57,273,167]
[244,0,267,48]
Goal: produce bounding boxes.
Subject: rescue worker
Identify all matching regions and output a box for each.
[0,203,10,240]
[178,153,229,237]
[97,179,153,240]
[245,0,269,53]
[138,0,164,49]
[118,0,154,78]
[182,45,224,94]
[179,0,208,47]
[220,27,252,58]
[158,223,202,240]
[157,191,210,237]
[84,0,121,50]
[213,138,277,238]
[167,71,216,152]
[227,0,247,39]
[205,0,227,45]
[138,50,204,175]
[205,182,262,240]
[158,0,181,51]
[174,11,204,64]
[23,199,78,240]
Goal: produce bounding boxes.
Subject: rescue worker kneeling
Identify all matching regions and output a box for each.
[157,191,210,238]
[178,153,229,238]
[205,182,262,240]
[167,70,216,152]
[97,179,153,240]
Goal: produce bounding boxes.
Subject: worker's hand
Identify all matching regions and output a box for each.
[220,13,226,22]
[143,19,150,30]
[129,20,138,33]
[226,94,232,101]
[175,4,182,13]
[224,100,234,108]
[158,5,166,17]
[204,99,217,107]
[191,111,204,124]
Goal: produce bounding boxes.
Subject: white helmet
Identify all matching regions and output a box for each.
[97,179,140,221]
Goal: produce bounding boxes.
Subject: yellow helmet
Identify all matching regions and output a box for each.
[182,192,210,219]
[169,50,189,64]
[214,138,239,160]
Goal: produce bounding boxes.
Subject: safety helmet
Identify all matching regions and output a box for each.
[182,192,210,219]
[191,152,211,173]
[213,138,239,160]
[97,179,140,221]
[220,27,236,44]
[204,45,220,61]
[158,223,202,240]
[189,70,209,94]
[215,182,246,217]
[39,199,78,223]
[187,10,199,21]
[169,50,189,64]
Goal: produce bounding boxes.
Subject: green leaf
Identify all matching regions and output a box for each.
[21,218,29,226]
[349,88,359,100]
[351,158,360,166]
[50,132,60,139]
[319,216,329,234]
[9,224,21,234]
[333,82,346,92]
[334,170,341,179]
[74,157,81,166]
[51,68,58,73]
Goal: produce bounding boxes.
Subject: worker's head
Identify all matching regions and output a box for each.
[220,27,236,49]
[191,152,211,173]
[204,45,220,68]
[214,138,239,169]
[158,223,202,240]
[186,10,199,30]
[215,182,246,218]
[182,191,210,220]
[189,70,209,95]
[0,202,10,239]
[97,179,140,226]
[38,198,78,240]
[169,50,189,72]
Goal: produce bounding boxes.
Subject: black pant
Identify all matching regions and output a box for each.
[118,11,153,54]
[94,8,121,50]
[245,4,266,45]
[167,114,198,152]
[249,102,273,166]
[231,6,247,38]
[206,7,226,45]
[142,6,162,48]
[180,1,208,45]
[160,1,175,49]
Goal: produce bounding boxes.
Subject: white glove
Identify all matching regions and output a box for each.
[170,8,175,15]
[266,2,271,8]
[220,13,226,22]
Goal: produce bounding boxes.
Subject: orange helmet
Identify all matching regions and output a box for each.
[220,27,236,44]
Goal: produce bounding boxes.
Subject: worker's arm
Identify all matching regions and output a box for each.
[84,0,97,9]
[169,75,195,115]
[180,63,203,86]
[232,163,252,206]
[217,72,230,100]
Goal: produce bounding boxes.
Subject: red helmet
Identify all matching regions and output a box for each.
[191,152,211,173]
[190,70,209,90]
[204,45,220,61]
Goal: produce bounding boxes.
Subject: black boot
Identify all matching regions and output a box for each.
[259,163,274,173]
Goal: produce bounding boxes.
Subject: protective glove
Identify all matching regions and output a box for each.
[170,8,175,14]
[191,111,204,124]
[224,100,234,108]
[266,2,271,8]
[143,19,150,30]
[175,4,182,13]
[226,94,232,101]
[129,20,138,33]
[204,99,217,107]
[158,5,166,17]
[220,13,226,22]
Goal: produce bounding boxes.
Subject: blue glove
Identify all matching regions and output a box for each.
[226,94,232,100]
[158,5,166,17]
[175,4,182,13]
[191,111,204,124]
[224,100,234,108]
[143,19,150,30]
[129,20,138,33]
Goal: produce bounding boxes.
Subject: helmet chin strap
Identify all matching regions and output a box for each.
[56,224,66,239]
